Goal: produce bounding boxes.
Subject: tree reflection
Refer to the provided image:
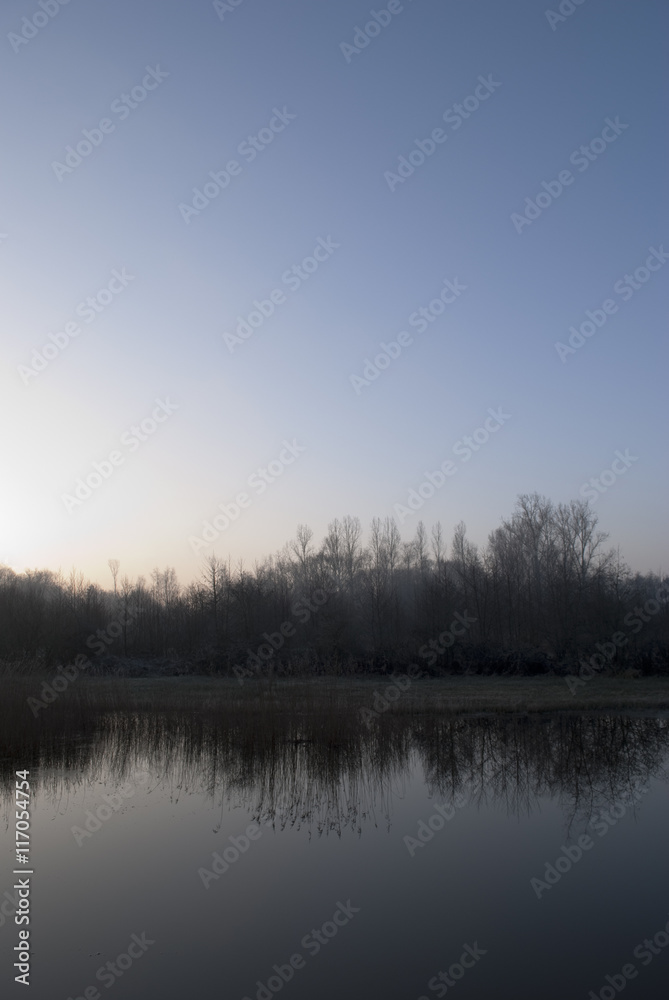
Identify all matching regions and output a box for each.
[2,708,667,835]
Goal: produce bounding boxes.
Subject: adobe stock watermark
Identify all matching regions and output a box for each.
[531,836,594,899]
[360,611,477,727]
[0,887,20,933]
[555,246,668,362]
[240,900,360,1000]
[566,581,669,694]
[8,0,73,54]
[61,397,179,514]
[189,439,306,554]
[340,0,415,63]
[70,771,151,847]
[384,75,502,192]
[579,449,637,503]
[65,932,155,999]
[52,67,169,181]
[588,912,669,1000]
[404,791,470,857]
[198,822,263,887]
[530,783,649,898]
[545,0,589,32]
[223,237,340,352]
[349,277,467,394]
[213,0,247,20]
[359,663,424,729]
[417,942,487,998]
[17,267,135,385]
[393,408,511,523]
[234,584,335,684]
[511,116,628,233]
[418,611,478,666]
[179,107,296,224]
[27,607,137,716]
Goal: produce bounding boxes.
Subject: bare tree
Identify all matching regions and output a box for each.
[2,496,661,678]
[108,559,120,598]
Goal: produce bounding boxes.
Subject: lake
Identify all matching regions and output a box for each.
[2,712,669,999]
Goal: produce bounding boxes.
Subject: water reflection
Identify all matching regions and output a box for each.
[3,712,668,834]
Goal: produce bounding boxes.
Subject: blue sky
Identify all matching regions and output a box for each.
[1,0,666,584]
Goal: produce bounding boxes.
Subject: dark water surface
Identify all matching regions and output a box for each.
[2,713,669,1000]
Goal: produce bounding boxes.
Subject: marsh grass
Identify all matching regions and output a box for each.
[4,671,669,731]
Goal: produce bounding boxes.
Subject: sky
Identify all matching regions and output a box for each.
[1,0,666,586]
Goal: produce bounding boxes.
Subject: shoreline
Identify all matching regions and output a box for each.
[9,674,669,717]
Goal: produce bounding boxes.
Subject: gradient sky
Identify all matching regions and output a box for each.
[1,0,666,586]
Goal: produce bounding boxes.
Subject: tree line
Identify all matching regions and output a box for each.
[1,494,667,677]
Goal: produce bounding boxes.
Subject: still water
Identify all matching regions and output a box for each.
[2,713,669,999]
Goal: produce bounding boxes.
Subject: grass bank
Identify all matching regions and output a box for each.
[10,673,669,719]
